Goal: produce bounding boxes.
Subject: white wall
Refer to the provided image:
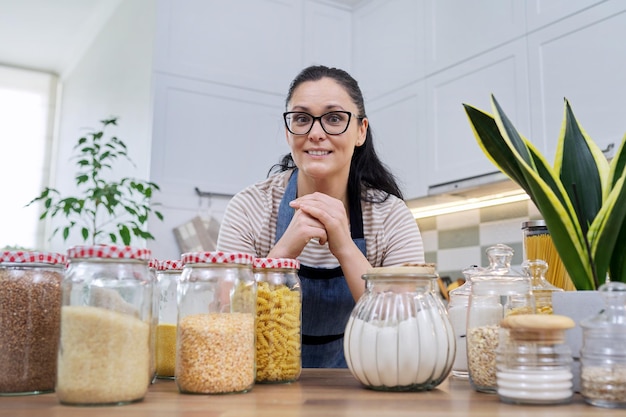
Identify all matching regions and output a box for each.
[45,0,156,253]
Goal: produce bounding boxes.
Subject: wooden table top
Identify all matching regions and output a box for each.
[1,369,623,417]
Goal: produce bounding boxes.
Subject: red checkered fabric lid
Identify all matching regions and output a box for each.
[0,250,66,264]
[157,259,184,270]
[148,258,159,269]
[181,251,254,265]
[66,245,152,260]
[253,257,300,270]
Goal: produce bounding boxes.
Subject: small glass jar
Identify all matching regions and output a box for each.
[580,282,626,409]
[0,251,65,396]
[466,244,534,393]
[57,245,153,406]
[177,251,256,394]
[253,257,302,384]
[155,259,183,379]
[522,220,574,291]
[496,314,575,405]
[148,258,159,384]
[344,264,455,391]
[522,259,563,314]
[447,265,483,379]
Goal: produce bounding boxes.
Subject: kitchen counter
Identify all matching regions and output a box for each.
[1,369,622,417]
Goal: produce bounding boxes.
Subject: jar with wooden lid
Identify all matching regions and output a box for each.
[580,282,626,409]
[344,264,455,391]
[155,259,183,379]
[496,314,575,405]
[253,257,302,383]
[522,259,562,314]
[466,244,534,393]
[57,245,153,406]
[177,251,256,394]
[0,251,65,396]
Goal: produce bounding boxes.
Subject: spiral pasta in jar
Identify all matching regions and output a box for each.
[253,258,302,383]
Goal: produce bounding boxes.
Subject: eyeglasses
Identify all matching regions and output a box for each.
[283,111,362,135]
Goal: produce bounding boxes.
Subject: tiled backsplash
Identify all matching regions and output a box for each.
[417,200,542,282]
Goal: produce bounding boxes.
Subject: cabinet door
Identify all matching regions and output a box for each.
[527,1,626,162]
[424,38,531,188]
[368,82,428,200]
[525,0,607,31]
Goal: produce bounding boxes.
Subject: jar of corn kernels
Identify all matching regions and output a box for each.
[253,257,301,384]
[155,259,183,379]
[177,252,256,394]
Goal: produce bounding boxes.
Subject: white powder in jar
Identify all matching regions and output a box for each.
[447,305,468,376]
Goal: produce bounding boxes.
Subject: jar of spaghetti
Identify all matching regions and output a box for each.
[253,257,301,383]
[467,244,534,393]
[155,259,183,379]
[0,251,65,396]
[57,245,153,406]
[177,251,256,394]
[522,220,574,291]
[522,259,562,314]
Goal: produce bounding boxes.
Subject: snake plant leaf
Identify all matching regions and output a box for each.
[555,100,607,235]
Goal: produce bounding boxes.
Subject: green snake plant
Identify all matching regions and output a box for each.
[463,95,626,290]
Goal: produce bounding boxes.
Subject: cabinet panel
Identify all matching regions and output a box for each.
[525,0,607,31]
[150,74,287,196]
[527,2,626,161]
[368,82,427,199]
[352,0,425,100]
[424,0,525,74]
[154,0,303,93]
[304,1,352,70]
[425,39,531,187]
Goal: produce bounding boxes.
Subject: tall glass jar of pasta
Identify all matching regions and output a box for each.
[177,252,256,394]
[466,244,534,393]
[57,245,153,406]
[253,257,301,383]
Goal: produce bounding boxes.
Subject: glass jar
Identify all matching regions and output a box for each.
[496,314,575,405]
[580,282,626,408]
[57,245,153,406]
[447,265,483,379]
[344,264,455,391]
[148,258,159,384]
[155,259,183,379]
[522,259,562,314]
[466,244,534,393]
[522,220,574,291]
[0,251,65,396]
[253,257,302,384]
[177,251,256,394]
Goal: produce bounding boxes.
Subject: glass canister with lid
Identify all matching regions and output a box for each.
[580,281,626,408]
[177,251,256,394]
[344,264,456,391]
[522,259,563,314]
[466,244,534,393]
[0,251,65,396]
[253,257,302,384]
[57,245,153,406]
[155,259,184,379]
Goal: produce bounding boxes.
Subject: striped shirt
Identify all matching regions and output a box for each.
[217,170,425,268]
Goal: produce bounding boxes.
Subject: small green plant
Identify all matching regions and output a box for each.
[28,117,163,246]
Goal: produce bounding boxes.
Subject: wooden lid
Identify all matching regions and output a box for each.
[367,263,436,275]
[501,314,575,342]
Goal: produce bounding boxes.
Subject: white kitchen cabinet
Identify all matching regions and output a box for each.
[424,38,531,189]
[527,0,626,162]
[525,0,607,32]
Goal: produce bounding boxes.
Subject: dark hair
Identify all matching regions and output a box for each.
[269,65,404,202]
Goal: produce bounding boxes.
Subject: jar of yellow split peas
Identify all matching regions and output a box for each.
[253,257,302,384]
[155,259,183,379]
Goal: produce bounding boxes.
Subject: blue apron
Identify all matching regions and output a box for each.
[275,169,367,368]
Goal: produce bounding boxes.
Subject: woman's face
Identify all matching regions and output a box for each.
[285,77,368,183]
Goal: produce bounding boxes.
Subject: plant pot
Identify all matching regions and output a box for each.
[552,290,604,393]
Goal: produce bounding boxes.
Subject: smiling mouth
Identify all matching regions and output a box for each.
[306,150,331,156]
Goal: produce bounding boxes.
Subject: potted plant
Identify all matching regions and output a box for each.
[28,117,163,246]
[463,96,626,290]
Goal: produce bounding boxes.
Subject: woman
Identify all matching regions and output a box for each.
[217,65,425,368]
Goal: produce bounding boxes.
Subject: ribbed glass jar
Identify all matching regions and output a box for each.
[344,265,455,391]
[176,251,256,394]
[0,251,65,396]
[57,245,153,406]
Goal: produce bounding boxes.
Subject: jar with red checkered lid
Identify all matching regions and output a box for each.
[176,251,256,394]
[0,251,65,396]
[57,245,153,406]
[253,257,301,384]
[155,259,183,379]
